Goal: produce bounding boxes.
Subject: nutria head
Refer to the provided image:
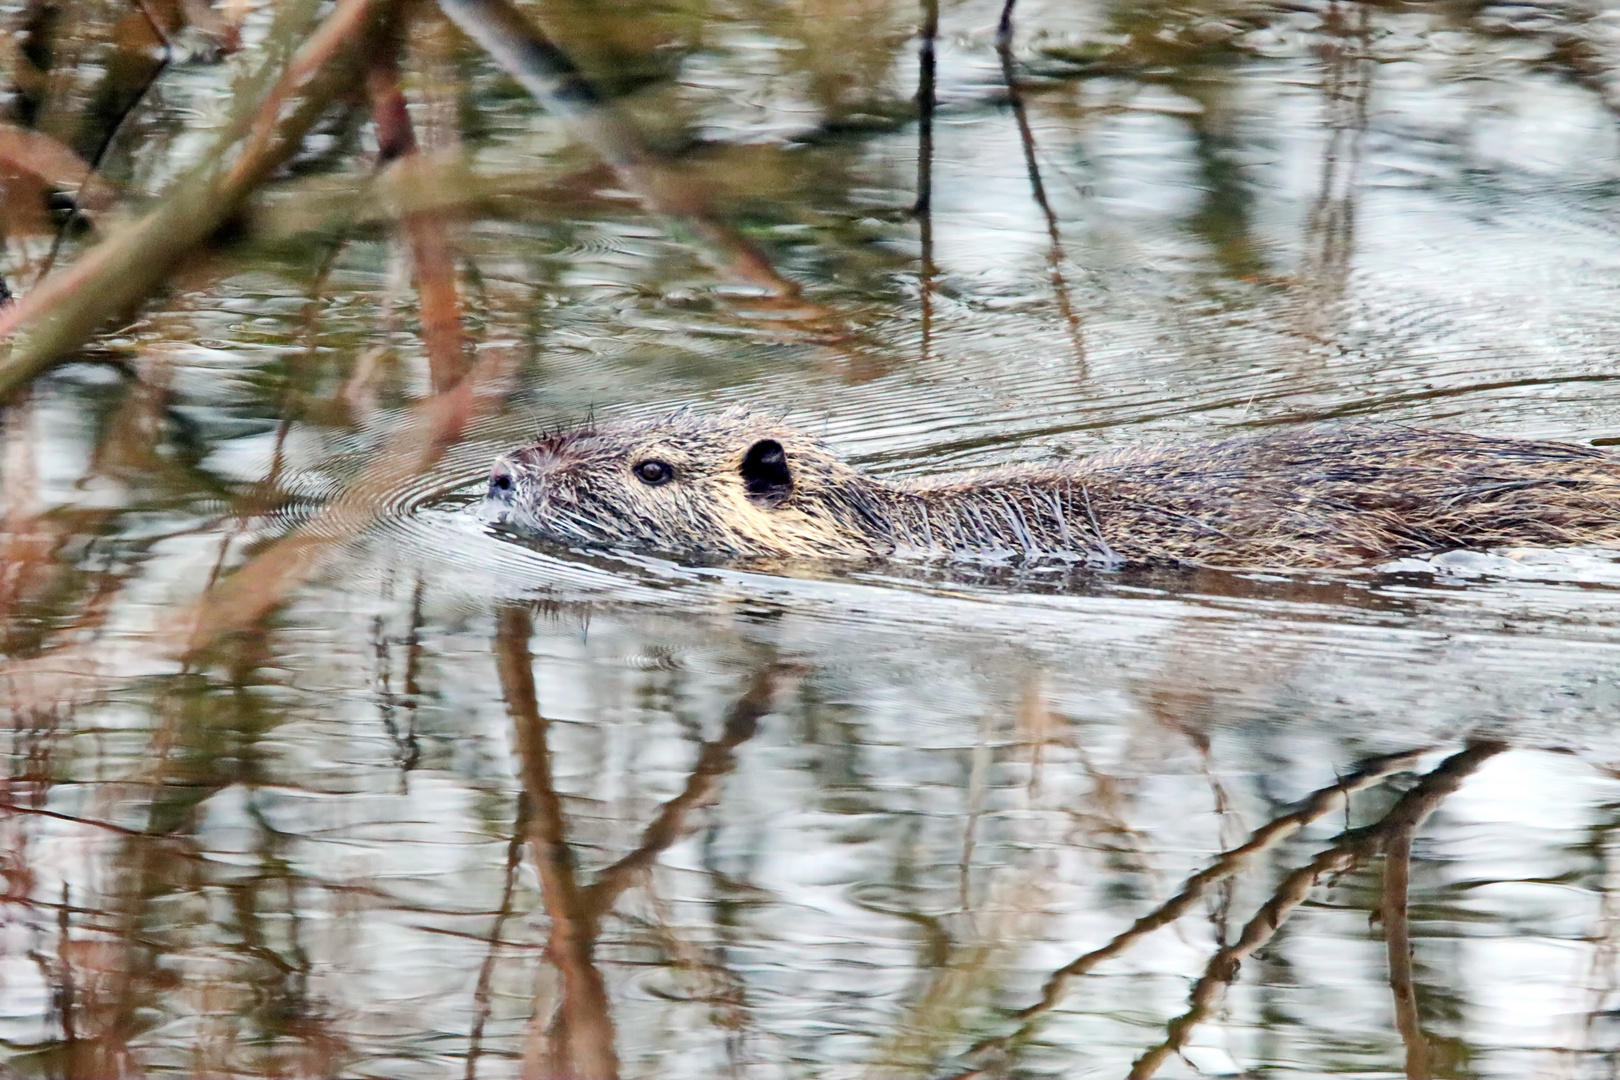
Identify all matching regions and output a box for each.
[486,409,895,560]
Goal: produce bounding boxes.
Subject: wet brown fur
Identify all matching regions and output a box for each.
[487,409,1620,568]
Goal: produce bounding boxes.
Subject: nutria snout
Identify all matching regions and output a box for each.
[486,409,1620,569]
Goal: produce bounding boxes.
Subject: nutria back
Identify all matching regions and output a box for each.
[485,409,1620,568]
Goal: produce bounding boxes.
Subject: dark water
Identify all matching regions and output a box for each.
[6,0,1620,1076]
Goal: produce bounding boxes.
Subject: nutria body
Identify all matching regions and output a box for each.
[485,409,1620,569]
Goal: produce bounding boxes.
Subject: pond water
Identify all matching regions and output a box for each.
[5,0,1620,1076]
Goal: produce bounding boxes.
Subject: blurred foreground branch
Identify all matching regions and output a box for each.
[184,347,511,651]
[435,0,812,306]
[0,0,388,400]
[365,31,470,390]
[0,346,514,709]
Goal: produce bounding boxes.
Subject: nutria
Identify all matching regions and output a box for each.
[484,409,1620,569]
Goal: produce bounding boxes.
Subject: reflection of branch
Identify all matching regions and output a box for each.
[914,0,938,362]
[1571,811,1620,1072]
[639,875,751,1060]
[961,745,1429,1065]
[1296,0,1370,341]
[995,1,1084,371]
[494,604,788,1079]
[466,794,531,1080]
[53,886,75,1046]
[495,604,618,1080]
[866,875,1050,1080]
[581,666,783,919]
[1384,826,1429,1080]
[0,799,148,837]
[1127,740,1505,1080]
[373,576,427,780]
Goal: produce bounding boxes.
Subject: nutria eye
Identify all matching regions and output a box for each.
[633,460,673,486]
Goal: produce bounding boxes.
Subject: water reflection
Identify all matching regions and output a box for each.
[489,603,786,1079]
[6,581,1620,1077]
[8,0,1620,1074]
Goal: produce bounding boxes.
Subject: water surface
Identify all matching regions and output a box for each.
[5,0,1620,1076]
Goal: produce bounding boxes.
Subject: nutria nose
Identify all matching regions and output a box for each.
[487,464,515,500]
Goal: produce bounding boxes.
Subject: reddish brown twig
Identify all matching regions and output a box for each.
[365,30,471,391]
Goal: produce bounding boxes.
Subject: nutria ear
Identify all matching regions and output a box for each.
[741,439,794,508]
